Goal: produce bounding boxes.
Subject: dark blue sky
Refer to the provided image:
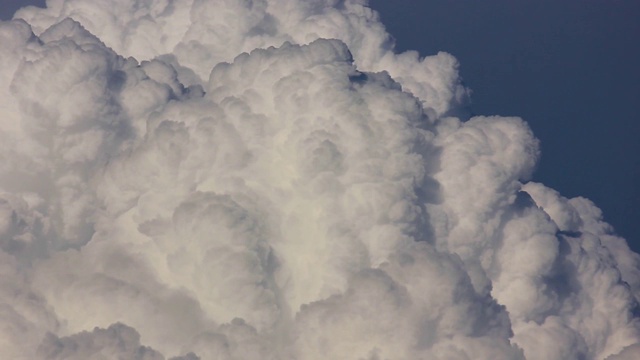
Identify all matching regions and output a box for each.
[370,0,640,251]
[0,0,45,19]
[2,0,639,252]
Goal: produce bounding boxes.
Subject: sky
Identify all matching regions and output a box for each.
[0,0,45,20]
[1,1,640,359]
[368,0,640,251]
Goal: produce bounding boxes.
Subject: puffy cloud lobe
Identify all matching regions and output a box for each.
[37,323,165,360]
[15,0,467,118]
[606,344,640,360]
[0,0,638,359]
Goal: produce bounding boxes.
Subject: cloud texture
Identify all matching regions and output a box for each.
[0,0,638,359]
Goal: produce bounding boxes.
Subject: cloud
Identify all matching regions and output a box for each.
[37,323,165,360]
[0,0,638,359]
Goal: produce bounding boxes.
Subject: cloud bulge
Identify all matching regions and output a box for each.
[0,0,639,359]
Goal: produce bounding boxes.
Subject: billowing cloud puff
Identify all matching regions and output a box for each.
[0,0,638,359]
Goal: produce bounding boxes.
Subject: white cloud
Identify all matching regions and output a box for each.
[0,0,638,359]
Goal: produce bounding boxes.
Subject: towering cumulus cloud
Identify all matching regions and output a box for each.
[0,0,638,359]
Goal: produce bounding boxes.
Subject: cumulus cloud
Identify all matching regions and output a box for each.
[0,0,638,359]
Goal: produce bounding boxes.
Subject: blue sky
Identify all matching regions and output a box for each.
[369,0,640,251]
[0,0,45,20]
[2,0,638,251]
